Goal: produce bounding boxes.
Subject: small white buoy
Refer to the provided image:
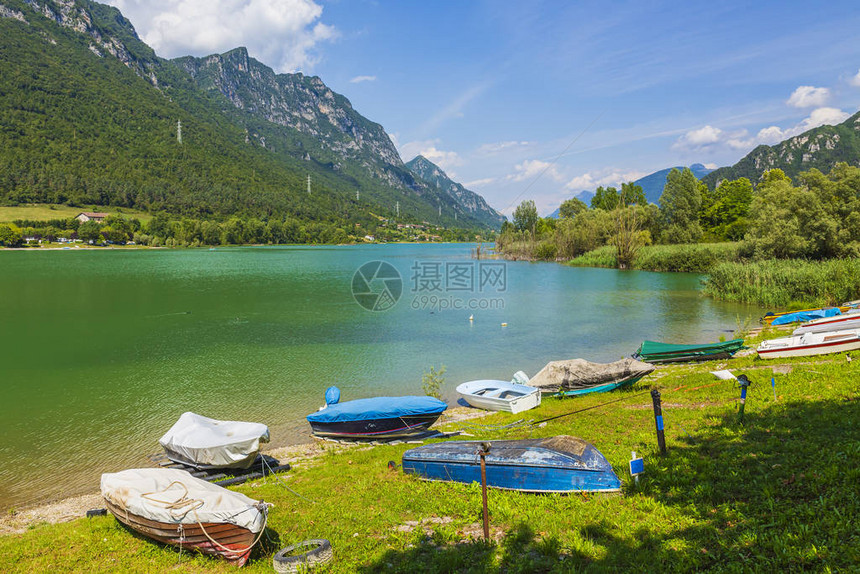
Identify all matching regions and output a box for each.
[469,314,474,322]
[501,322,508,327]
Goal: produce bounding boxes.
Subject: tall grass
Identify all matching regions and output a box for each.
[568,243,744,273]
[704,258,860,307]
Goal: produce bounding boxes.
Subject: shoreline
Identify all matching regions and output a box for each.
[0,406,489,536]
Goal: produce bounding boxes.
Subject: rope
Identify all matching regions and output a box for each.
[531,389,652,426]
[192,504,269,556]
[260,455,317,504]
[141,480,271,556]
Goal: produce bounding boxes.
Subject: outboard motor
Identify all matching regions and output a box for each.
[325,386,341,406]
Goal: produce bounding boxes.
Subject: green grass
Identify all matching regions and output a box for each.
[0,204,152,223]
[567,245,618,268]
[704,258,860,308]
[1,346,858,572]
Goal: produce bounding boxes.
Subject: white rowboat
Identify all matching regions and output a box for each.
[757,329,860,359]
[456,379,541,414]
[793,310,860,335]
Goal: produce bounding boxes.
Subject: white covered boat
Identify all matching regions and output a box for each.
[456,379,541,413]
[757,329,860,359]
[159,412,270,470]
[793,309,860,335]
[101,468,268,565]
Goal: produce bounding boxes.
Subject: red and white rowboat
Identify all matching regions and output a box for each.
[793,309,860,335]
[757,329,860,359]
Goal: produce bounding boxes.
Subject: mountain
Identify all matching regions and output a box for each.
[0,0,498,229]
[405,156,505,228]
[546,164,712,217]
[546,191,595,218]
[702,111,860,189]
[635,163,714,204]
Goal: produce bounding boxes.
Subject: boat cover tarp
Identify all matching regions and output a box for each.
[307,396,447,423]
[101,468,266,532]
[635,339,744,361]
[528,358,655,393]
[771,307,840,326]
[159,412,269,469]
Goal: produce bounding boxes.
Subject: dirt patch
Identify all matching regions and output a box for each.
[394,516,505,543]
[0,493,104,536]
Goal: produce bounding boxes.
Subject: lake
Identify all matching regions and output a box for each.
[0,244,762,509]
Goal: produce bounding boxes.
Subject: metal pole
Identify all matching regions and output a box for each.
[737,374,752,425]
[479,442,491,540]
[651,389,667,455]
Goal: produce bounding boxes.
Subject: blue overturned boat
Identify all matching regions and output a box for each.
[401,436,621,493]
[307,391,447,440]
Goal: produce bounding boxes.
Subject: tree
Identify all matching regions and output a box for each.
[513,200,538,238]
[620,182,647,207]
[0,224,23,247]
[701,177,753,240]
[612,184,650,268]
[558,197,588,219]
[659,168,703,244]
[591,186,620,211]
[77,221,103,244]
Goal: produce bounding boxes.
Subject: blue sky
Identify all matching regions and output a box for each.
[108,1,860,215]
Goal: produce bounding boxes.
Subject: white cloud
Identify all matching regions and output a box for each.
[721,107,851,151]
[850,68,860,87]
[565,169,647,191]
[703,163,718,170]
[463,178,496,188]
[506,159,564,183]
[397,139,462,173]
[786,85,830,108]
[476,141,532,155]
[671,125,723,150]
[349,75,376,83]
[416,83,489,136]
[104,0,337,72]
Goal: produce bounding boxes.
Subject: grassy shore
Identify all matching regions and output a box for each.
[1,333,858,572]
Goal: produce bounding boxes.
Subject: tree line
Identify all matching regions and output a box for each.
[497,163,860,264]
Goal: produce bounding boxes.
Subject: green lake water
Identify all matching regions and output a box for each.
[0,244,762,510]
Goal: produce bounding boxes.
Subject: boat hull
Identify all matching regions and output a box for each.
[554,373,648,397]
[456,380,541,413]
[402,436,621,493]
[104,498,256,566]
[308,413,443,439]
[793,314,860,335]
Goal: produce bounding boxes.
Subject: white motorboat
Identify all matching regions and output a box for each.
[159,412,270,470]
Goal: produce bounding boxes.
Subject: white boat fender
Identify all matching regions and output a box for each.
[511,371,530,385]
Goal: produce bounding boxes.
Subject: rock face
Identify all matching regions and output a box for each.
[703,111,860,188]
[22,0,159,82]
[405,155,505,228]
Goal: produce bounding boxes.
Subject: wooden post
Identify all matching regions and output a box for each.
[651,389,667,455]
[479,442,491,540]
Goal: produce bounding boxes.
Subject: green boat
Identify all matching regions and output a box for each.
[634,339,745,363]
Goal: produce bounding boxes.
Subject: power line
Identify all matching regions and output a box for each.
[503,109,606,215]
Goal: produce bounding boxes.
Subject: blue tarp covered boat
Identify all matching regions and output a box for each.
[770,307,841,326]
[402,436,621,493]
[307,395,447,439]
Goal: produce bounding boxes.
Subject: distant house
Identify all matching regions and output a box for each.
[76,212,109,223]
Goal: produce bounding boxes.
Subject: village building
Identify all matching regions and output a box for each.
[75,212,109,223]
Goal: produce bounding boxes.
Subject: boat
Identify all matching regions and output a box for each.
[159,412,270,470]
[793,309,860,335]
[528,358,654,396]
[101,468,268,566]
[768,307,842,326]
[455,379,541,413]
[401,436,621,493]
[760,305,852,325]
[756,329,860,359]
[306,394,447,439]
[634,339,744,363]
